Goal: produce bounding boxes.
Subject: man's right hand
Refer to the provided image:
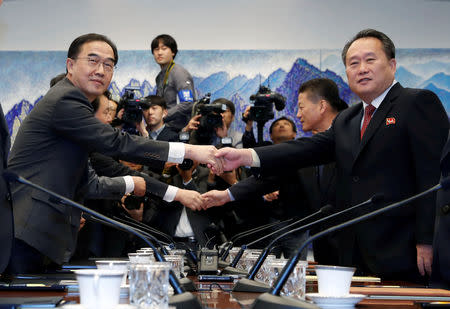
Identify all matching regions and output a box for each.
[213,147,253,173]
[243,106,254,131]
[131,176,146,196]
[174,188,204,211]
[182,114,202,132]
[202,190,231,209]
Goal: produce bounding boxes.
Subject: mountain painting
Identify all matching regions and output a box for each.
[1,49,449,143]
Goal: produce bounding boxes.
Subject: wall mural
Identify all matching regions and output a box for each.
[1,49,449,144]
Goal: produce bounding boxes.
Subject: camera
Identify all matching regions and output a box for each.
[178,132,194,171]
[120,86,146,125]
[244,86,286,123]
[123,195,147,210]
[191,93,227,145]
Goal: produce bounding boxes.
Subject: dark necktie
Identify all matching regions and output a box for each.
[360,104,376,139]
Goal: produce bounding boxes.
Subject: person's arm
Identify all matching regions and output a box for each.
[51,90,223,173]
[165,68,196,122]
[407,90,449,276]
[83,164,146,199]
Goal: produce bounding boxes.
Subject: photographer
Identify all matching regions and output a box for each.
[183,98,243,148]
[152,34,196,132]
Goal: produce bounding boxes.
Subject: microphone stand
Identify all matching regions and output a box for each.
[83,214,196,292]
[4,172,202,309]
[233,195,383,292]
[250,181,447,309]
[220,218,294,267]
[222,207,330,275]
[114,215,198,264]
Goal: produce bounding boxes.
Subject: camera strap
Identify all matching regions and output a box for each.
[162,60,176,92]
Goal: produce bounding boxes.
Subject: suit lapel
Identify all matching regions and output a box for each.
[349,103,364,159]
[355,83,402,159]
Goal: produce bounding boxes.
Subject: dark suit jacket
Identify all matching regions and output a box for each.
[8,78,171,264]
[0,104,12,273]
[254,83,449,279]
[145,166,216,247]
[431,132,450,288]
[229,163,339,264]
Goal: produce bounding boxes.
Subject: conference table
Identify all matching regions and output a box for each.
[1,275,448,308]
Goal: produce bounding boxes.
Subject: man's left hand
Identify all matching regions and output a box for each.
[416,244,433,276]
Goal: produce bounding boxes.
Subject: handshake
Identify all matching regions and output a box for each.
[171,144,257,211]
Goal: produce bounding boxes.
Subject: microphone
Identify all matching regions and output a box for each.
[219,218,294,267]
[113,215,198,264]
[3,171,202,309]
[83,213,196,292]
[251,181,448,309]
[83,213,172,254]
[221,205,333,275]
[232,194,383,292]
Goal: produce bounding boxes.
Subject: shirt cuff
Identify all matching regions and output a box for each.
[163,185,179,202]
[250,149,261,167]
[123,175,135,194]
[168,142,185,164]
[227,189,235,202]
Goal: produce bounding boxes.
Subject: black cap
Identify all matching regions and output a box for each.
[141,95,167,109]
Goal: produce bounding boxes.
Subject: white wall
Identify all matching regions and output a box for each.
[0,0,449,51]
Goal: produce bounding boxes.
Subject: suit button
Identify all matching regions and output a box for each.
[352,176,359,182]
[442,204,450,215]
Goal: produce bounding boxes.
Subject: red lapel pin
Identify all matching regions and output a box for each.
[386,117,396,125]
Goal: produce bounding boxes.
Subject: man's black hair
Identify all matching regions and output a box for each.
[212,98,235,115]
[341,28,395,65]
[141,95,167,110]
[298,78,348,112]
[68,33,118,65]
[269,116,297,134]
[151,34,178,59]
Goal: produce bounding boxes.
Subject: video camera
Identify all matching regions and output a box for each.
[191,93,227,145]
[120,86,147,125]
[123,195,148,210]
[244,86,286,123]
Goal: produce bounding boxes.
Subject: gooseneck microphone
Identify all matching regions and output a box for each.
[222,205,333,275]
[220,218,295,263]
[83,213,196,292]
[113,214,198,264]
[232,194,383,292]
[3,171,202,309]
[250,180,449,309]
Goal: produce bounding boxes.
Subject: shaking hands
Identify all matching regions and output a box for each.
[184,145,254,175]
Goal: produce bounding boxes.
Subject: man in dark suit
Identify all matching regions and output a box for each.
[0,104,12,275]
[431,134,450,288]
[209,29,449,282]
[204,78,347,263]
[5,33,221,274]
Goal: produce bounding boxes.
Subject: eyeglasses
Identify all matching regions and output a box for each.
[74,56,115,73]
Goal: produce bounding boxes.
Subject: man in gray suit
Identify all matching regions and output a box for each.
[5,33,221,273]
[0,104,12,275]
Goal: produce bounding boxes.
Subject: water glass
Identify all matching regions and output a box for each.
[129,262,171,309]
[128,252,154,264]
[259,258,307,300]
[164,255,184,278]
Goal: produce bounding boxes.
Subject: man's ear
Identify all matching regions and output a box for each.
[66,58,74,75]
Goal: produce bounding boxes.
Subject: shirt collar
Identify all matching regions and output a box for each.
[150,124,165,140]
[362,80,397,110]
